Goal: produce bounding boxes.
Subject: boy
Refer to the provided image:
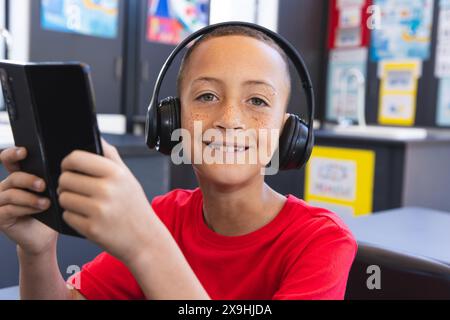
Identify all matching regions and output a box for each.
[0,26,357,300]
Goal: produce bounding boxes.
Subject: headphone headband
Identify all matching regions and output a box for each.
[146,21,315,164]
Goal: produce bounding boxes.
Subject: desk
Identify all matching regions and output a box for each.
[341,207,450,265]
[0,286,19,300]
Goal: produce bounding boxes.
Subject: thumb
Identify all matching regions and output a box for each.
[101,138,124,165]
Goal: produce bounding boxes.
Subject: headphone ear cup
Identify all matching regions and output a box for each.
[278,115,310,170]
[278,115,298,170]
[157,97,181,155]
[292,118,311,169]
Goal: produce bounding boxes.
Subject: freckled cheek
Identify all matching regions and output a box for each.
[250,112,282,130]
[181,108,212,131]
[250,115,284,152]
[181,108,214,152]
[250,116,272,129]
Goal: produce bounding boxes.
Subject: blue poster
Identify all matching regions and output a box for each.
[41,0,119,39]
[147,0,210,45]
[370,0,435,61]
[437,78,450,126]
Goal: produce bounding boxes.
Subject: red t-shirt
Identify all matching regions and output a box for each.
[68,188,357,300]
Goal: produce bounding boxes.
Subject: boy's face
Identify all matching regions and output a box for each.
[179,35,291,187]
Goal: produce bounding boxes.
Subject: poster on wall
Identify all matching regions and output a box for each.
[435,0,450,78]
[326,48,368,122]
[41,0,119,39]
[378,60,421,126]
[437,78,450,126]
[436,0,450,126]
[147,0,210,45]
[304,146,375,218]
[328,0,371,49]
[370,0,434,61]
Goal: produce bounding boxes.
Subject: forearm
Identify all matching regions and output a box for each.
[125,219,210,300]
[17,241,72,300]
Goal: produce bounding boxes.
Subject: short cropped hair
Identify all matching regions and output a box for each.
[176,25,292,97]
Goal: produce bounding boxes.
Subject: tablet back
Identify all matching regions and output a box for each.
[0,61,103,237]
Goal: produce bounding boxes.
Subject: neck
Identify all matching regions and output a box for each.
[196,174,287,237]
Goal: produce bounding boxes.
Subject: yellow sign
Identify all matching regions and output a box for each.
[305,146,375,217]
[378,60,421,126]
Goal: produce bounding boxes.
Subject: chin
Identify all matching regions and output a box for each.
[194,163,263,189]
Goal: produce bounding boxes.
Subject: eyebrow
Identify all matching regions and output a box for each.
[192,77,277,92]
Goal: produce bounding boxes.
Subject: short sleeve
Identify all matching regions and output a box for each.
[272,225,357,300]
[66,189,196,300]
[67,252,145,300]
[150,189,197,232]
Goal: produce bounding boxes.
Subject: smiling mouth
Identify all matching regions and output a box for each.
[203,141,250,153]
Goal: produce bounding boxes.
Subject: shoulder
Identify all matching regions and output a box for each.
[286,195,354,234]
[150,188,201,229]
[283,195,357,254]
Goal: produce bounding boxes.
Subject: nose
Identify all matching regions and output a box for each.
[213,101,246,131]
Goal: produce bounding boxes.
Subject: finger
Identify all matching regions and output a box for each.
[58,171,101,197]
[101,139,124,165]
[59,191,99,217]
[0,147,27,173]
[0,204,47,220]
[61,150,116,178]
[0,172,46,193]
[0,188,50,210]
[62,211,90,237]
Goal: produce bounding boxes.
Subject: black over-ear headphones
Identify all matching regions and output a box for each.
[146,21,315,170]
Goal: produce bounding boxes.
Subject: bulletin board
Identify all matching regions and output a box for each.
[325,0,372,123]
[367,0,437,127]
[325,0,450,128]
[435,0,450,126]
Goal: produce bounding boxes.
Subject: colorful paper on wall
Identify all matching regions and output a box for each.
[304,146,375,218]
[378,60,421,126]
[146,0,209,45]
[328,0,371,49]
[41,0,119,39]
[370,0,434,61]
[339,4,362,28]
[326,48,368,122]
[435,0,450,77]
[437,78,450,126]
[436,0,450,126]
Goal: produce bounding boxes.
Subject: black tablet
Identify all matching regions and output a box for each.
[0,61,103,237]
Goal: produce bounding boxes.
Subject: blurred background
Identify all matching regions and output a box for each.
[0,0,449,299]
